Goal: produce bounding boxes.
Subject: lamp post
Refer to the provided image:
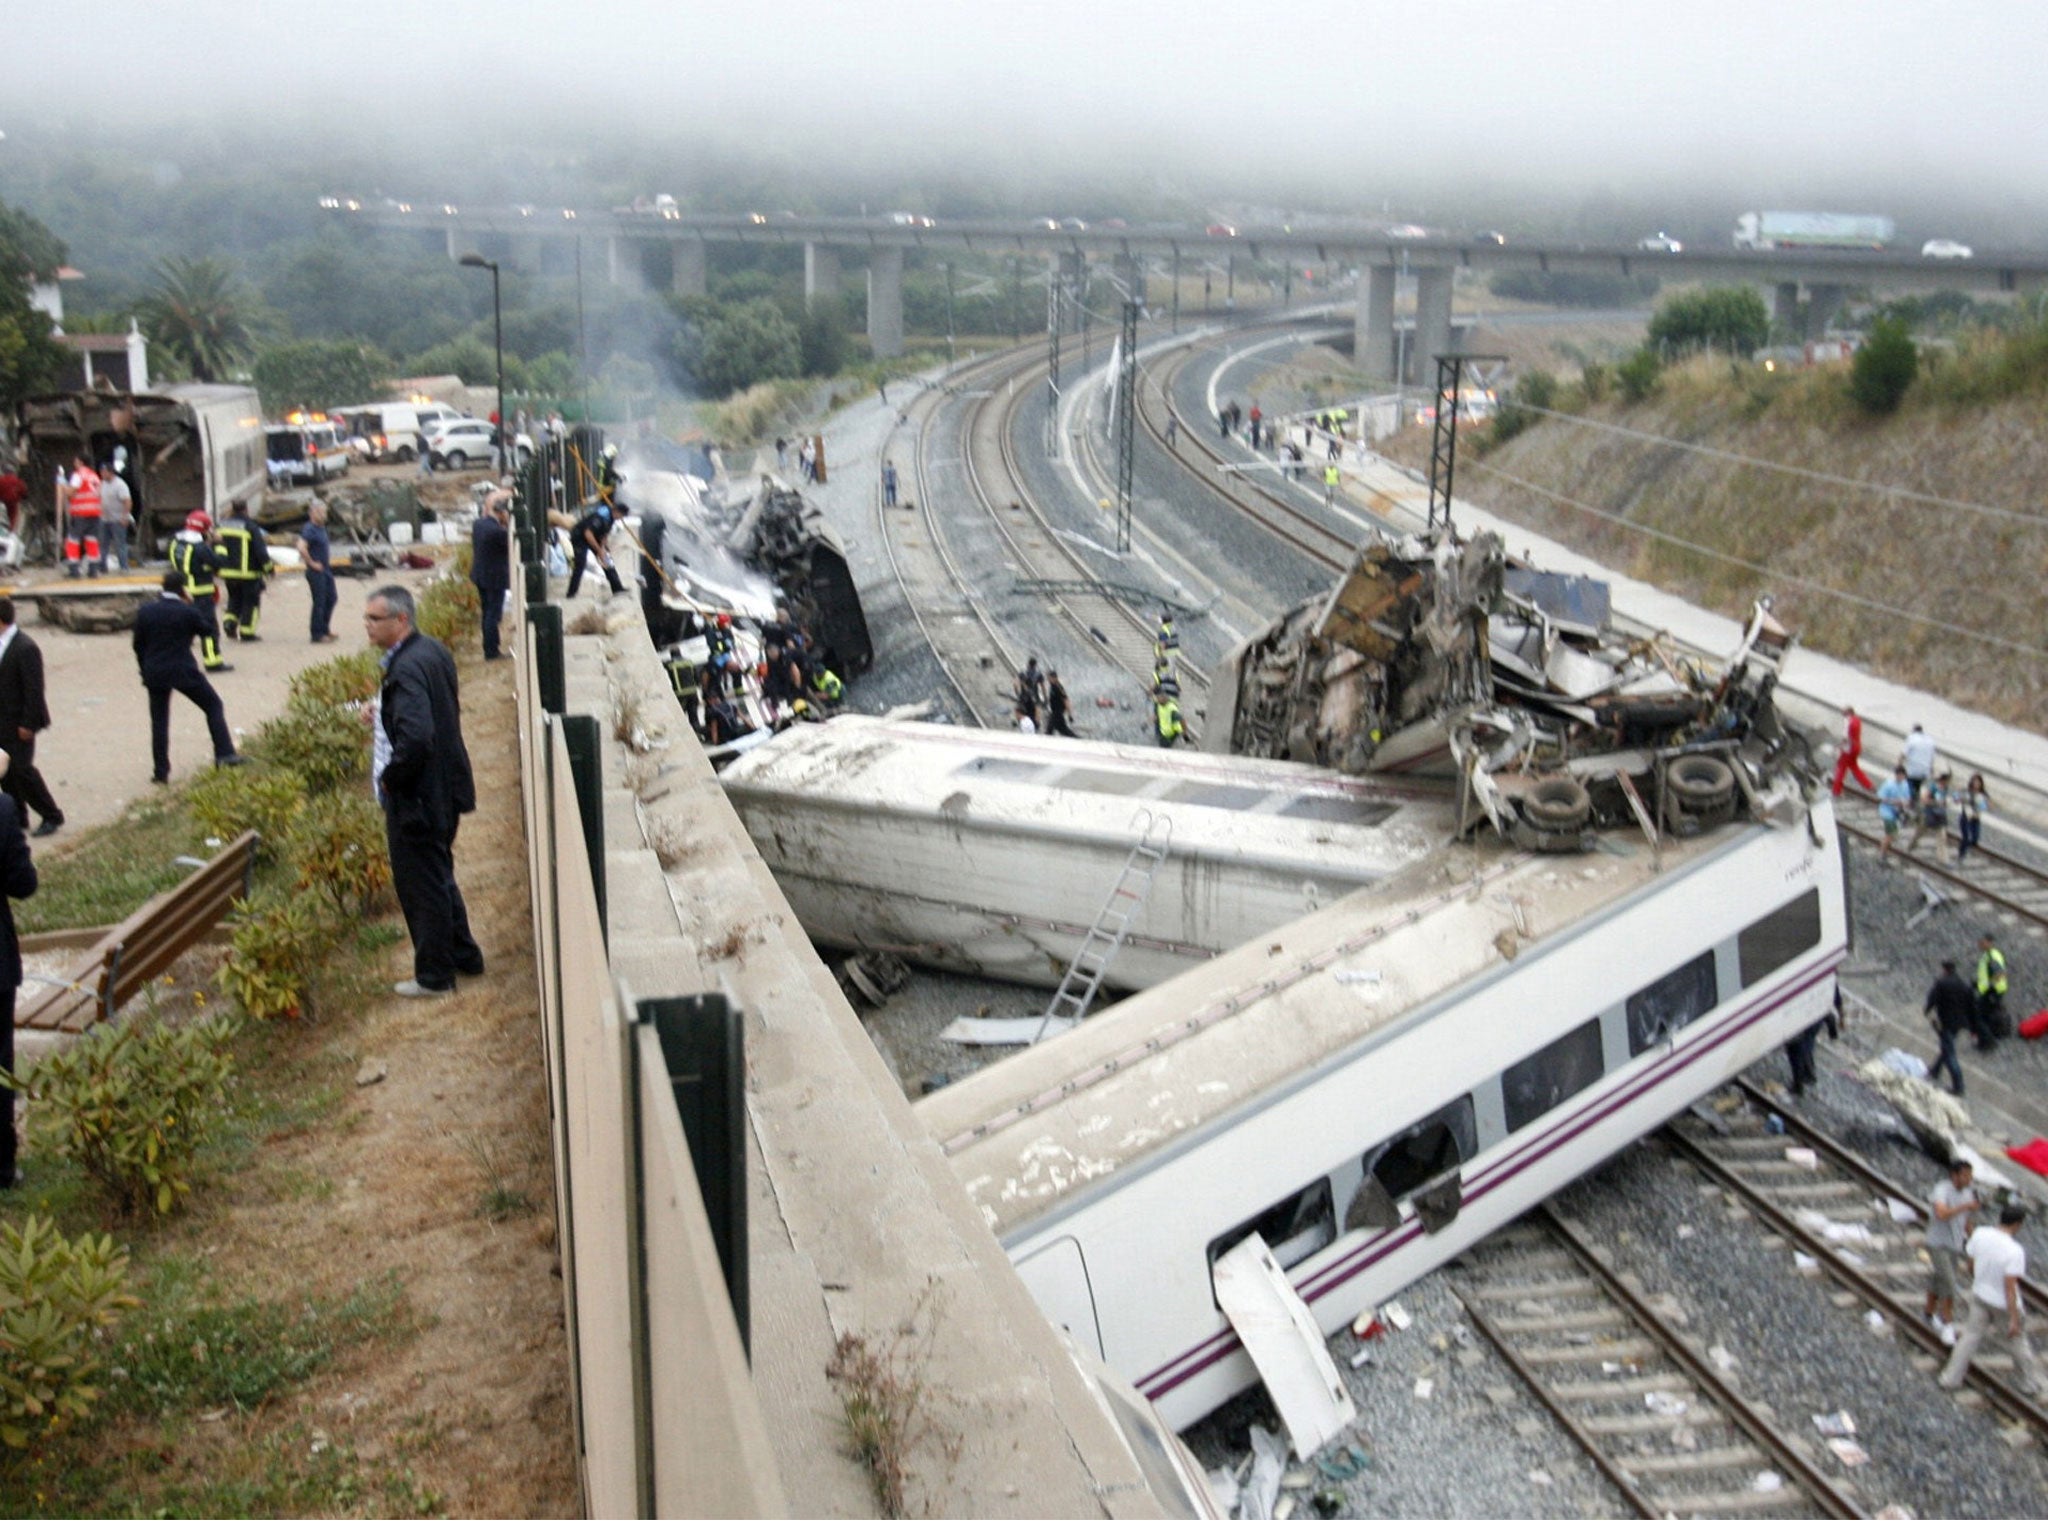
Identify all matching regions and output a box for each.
[458,253,504,472]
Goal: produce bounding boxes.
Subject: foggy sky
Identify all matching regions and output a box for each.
[6,1,2035,215]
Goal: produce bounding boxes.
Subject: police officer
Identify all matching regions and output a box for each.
[213,498,274,642]
[1974,933,2010,1049]
[169,510,231,672]
[1154,687,1184,749]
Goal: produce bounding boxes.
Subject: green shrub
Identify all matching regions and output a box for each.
[1615,347,1663,403]
[1580,361,1611,403]
[0,1215,138,1446]
[185,766,307,866]
[414,573,479,652]
[4,1016,238,1218]
[248,696,370,797]
[217,890,341,1024]
[1647,285,1770,357]
[1848,317,1918,414]
[290,791,390,917]
[287,650,381,712]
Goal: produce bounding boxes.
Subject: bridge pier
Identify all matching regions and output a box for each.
[1355,264,1397,382]
[1413,267,1455,382]
[446,226,460,261]
[670,238,707,298]
[1805,283,1843,340]
[1773,281,1800,334]
[512,233,546,275]
[867,246,904,359]
[803,243,839,310]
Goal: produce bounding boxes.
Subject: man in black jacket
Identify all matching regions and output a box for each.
[471,490,512,660]
[132,573,245,784]
[0,762,37,1188]
[0,597,64,835]
[365,585,482,997]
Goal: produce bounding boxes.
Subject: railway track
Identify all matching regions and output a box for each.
[1664,1081,2048,1448]
[1454,1205,1866,1518]
[1831,785,2048,936]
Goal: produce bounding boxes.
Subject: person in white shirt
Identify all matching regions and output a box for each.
[1923,1161,1980,1345]
[1939,1205,2046,1397]
[1901,723,1938,802]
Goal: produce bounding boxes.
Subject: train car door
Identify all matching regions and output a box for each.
[1014,1237,1105,1359]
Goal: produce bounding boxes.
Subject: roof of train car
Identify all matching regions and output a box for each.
[720,716,1459,883]
[914,807,1761,1236]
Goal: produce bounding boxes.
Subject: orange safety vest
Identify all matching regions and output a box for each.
[68,468,102,518]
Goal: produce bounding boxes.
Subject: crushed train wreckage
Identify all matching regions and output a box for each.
[1208,528,1826,852]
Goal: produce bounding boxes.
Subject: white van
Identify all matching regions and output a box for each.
[265,417,351,485]
[339,400,462,463]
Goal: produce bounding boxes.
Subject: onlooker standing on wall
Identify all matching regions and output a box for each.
[296,500,339,643]
[97,462,133,573]
[0,599,63,838]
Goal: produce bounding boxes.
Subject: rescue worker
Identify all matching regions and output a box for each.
[1154,688,1184,749]
[565,501,624,598]
[595,442,622,504]
[212,498,274,642]
[1324,460,1342,505]
[1155,611,1178,658]
[62,453,103,578]
[1974,933,2009,1049]
[169,510,231,672]
[809,662,845,713]
[663,648,702,730]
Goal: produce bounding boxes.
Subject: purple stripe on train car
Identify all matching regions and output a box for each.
[1132,951,1841,1399]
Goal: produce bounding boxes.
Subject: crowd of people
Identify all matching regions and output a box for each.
[1836,708,1990,865]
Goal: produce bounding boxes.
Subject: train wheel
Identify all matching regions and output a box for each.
[1522,776,1591,832]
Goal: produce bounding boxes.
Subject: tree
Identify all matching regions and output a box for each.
[1647,286,1770,358]
[1847,318,1918,414]
[797,305,849,377]
[252,339,392,414]
[137,256,262,382]
[697,300,802,397]
[0,199,68,408]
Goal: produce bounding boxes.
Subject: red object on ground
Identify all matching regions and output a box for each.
[2018,1008,2048,1041]
[2008,1139,2048,1177]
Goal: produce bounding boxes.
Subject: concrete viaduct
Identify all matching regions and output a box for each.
[334,205,2048,372]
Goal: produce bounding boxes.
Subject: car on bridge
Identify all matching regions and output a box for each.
[1637,232,1684,253]
[1921,238,1973,260]
[1205,223,1238,238]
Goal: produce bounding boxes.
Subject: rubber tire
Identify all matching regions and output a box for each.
[395,446,416,463]
[1667,755,1734,801]
[1523,776,1592,831]
[447,450,468,470]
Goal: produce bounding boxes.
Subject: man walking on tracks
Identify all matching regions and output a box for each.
[1831,705,1874,796]
[1923,1159,1980,1346]
[133,573,245,783]
[213,499,274,642]
[1938,1204,2046,1400]
[0,598,65,837]
[1046,669,1078,737]
[1925,959,1974,1094]
[364,586,482,998]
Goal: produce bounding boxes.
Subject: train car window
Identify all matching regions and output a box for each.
[1273,797,1399,828]
[1352,1094,1478,1231]
[1160,781,1270,811]
[1205,1178,1336,1295]
[960,756,1060,785]
[1502,1018,1605,1134]
[1738,889,1822,989]
[1054,768,1158,798]
[1626,951,1719,1056]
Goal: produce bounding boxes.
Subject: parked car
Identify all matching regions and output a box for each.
[1205,223,1238,238]
[1637,232,1684,253]
[426,420,534,471]
[1471,230,1508,245]
[1921,238,1973,260]
[1059,217,1088,231]
[1386,223,1430,239]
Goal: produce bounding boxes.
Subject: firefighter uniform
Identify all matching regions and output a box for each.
[213,512,274,641]
[664,650,702,729]
[169,525,231,672]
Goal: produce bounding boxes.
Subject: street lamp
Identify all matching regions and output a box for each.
[458,253,504,472]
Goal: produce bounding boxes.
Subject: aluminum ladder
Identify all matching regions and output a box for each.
[1035,812,1173,1042]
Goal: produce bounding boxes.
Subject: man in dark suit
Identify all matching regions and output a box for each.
[365,585,482,997]
[0,756,39,1189]
[132,573,246,784]
[0,597,65,836]
[470,489,512,661]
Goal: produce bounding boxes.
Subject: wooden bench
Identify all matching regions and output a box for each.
[18,830,260,1033]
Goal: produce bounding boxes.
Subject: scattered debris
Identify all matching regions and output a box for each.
[1753,1471,1784,1494]
[1383,1301,1413,1332]
[354,1058,388,1087]
[1784,1146,1820,1170]
[1240,1425,1287,1522]
[1644,1391,1690,1417]
[1793,1252,1820,1274]
[1707,1345,1738,1374]
[1865,1309,1891,1335]
[1528,1469,1554,1488]
[1413,1377,1434,1400]
[1812,1411,1856,1437]
[1826,1438,1870,1469]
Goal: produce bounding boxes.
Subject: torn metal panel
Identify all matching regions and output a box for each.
[1212,1234,1357,1461]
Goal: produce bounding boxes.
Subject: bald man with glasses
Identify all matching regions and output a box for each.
[364,586,482,997]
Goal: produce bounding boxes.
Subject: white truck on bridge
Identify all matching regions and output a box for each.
[1733,211,1895,251]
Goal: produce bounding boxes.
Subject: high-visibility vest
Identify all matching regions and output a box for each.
[814,669,843,703]
[170,534,217,597]
[68,469,102,519]
[664,655,700,708]
[1978,947,2008,998]
[1155,698,1183,744]
[213,524,267,579]
[1324,464,1341,487]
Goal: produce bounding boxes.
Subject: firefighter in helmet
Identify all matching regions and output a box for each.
[170,510,231,671]
[213,498,274,642]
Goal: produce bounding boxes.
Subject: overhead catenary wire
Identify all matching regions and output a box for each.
[1463,460,2048,664]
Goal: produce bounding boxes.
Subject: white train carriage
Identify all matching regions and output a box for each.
[914,794,1845,1431]
[718,716,1457,991]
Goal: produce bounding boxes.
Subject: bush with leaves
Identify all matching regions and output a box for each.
[217,890,341,1024]
[1848,317,1918,414]
[1647,285,1770,358]
[0,1216,138,1446]
[290,791,390,917]
[185,765,306,867]
[415,572,480,652]
[286,648,381,712]
[248,695,369,797]
[4,1016,237,1219]
[1615,347,1663,403]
